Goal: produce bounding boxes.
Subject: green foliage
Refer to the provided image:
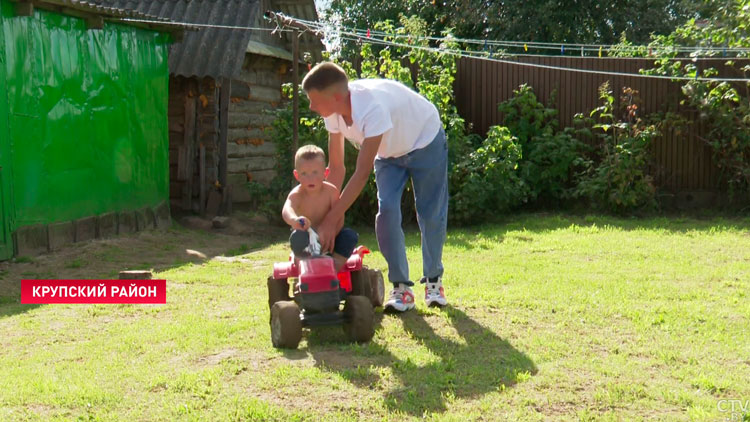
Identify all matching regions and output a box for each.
[682,78,750,196]
[498,85,588,204]
[449,126,527,224]
[612,0,750,199]
[574,83,659,213]
[324,0,714,56]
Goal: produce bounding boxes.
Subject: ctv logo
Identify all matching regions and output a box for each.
[718,399,749,421]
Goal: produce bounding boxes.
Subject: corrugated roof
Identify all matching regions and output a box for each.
[93,0,260,79]
[30,0,188,33]
[94,0,324,79]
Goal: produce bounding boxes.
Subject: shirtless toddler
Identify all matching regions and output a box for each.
[281,145,358,272]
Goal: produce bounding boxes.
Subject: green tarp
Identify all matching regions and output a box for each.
[0,1,170,257]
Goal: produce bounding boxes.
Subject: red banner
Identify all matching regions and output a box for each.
[21,279,166,304]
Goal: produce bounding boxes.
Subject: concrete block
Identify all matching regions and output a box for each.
[75,216,97,243]
[48,221,74,251]
[15,224,48,256]
[118,211,136,234]
[98,212,117,238]
[154,201,172,229]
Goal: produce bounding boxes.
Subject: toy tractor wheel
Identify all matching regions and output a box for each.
[343,295,374,343]
[267,276,290,311]
[367,268,385,308]
[270,301,302,349]
[350,269,371,298]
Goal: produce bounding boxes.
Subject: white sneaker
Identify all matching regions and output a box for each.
[384,283,416,312]
[423,277,448,307]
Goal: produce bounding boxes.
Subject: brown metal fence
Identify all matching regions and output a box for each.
[454,56,749,192]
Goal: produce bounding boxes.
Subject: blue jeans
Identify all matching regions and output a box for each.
[374,128,448,287]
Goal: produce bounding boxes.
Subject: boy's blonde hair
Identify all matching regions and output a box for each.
[301,62,349,93]
[294,144,326,168]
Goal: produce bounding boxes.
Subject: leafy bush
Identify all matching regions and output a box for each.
[498,84,587,205]
[449,126,527,224]
[574,83,658,213]
[611,0,750,200]
[681,78,750,197]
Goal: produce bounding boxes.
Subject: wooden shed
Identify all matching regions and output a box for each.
[97,0,324,216]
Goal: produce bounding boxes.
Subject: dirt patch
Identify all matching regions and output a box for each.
[196,348,240,366]
[0,212,287,299]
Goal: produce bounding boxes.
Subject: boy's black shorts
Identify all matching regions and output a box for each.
[289,228,358,258]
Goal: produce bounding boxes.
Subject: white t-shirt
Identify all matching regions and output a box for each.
[323,79,441,159]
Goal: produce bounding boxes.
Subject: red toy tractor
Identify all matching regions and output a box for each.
[267,244,385,349]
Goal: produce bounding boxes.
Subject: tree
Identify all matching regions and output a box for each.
[322,0,719,56]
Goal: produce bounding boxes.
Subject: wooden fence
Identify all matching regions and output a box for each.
[454,56,749,192]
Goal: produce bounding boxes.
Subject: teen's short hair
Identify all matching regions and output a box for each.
[301,62,348,92]
[294,144,326,168]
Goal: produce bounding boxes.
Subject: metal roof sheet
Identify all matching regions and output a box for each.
[94,0,323,79]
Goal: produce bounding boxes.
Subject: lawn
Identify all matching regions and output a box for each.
[0,213,749,421]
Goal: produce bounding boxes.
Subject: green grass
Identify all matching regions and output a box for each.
[1,213,749,421]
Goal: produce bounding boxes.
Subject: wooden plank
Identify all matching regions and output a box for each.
[182,81,197,211]
[292,29,300,152]
[218,78,230,194]
[199,144,206,216]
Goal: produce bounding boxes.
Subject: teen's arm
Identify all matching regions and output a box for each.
[327,132,346,191]
[318,135,381,252]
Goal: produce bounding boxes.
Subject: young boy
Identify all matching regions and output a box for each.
[282,145,358,272]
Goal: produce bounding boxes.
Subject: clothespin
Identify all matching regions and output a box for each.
[599,46,602,58]
[524,43,528,52]
[366,28,370,38]
[722,47,727,57]
[580,46,584,57]
[561,45,565,55]
[483,39,487,51]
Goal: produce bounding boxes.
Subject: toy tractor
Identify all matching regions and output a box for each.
[267,232,385,349]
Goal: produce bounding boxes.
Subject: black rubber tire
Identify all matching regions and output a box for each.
[343,295,374,343]
[350,269,371,297]
[367,268,385,308]
[270,301,302,349]
[267,276,290,311]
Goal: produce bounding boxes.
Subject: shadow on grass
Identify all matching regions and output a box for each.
[0,213,290,320]
[0,296,42,318]
[354,212,750,253]
[308,306,537,416]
